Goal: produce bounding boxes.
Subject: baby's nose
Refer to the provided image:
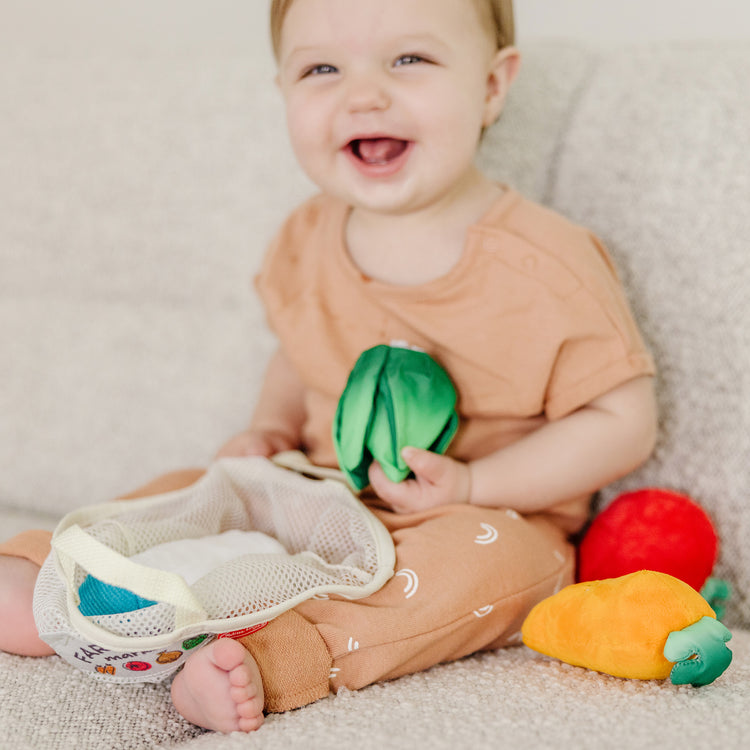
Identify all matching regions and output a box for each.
[345,73,391,113]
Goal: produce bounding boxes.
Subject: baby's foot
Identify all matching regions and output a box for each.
[171,638,264,733]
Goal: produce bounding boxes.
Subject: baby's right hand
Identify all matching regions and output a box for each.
[215,429,297,459]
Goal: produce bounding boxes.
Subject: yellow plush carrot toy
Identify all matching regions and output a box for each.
[522,570,732,686]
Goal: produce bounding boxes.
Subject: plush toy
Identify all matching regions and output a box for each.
[577,488,718,591]
[523,489,733,686]
[522,570,732,686]
[332,344,458,490]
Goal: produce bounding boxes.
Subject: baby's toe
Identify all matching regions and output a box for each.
[211,638,249,671]
[238,714,264,732]
[231,684,258,705]
[229,663,252,688]
[237,696,263,718]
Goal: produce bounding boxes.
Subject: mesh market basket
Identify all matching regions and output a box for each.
[33,455,395,683]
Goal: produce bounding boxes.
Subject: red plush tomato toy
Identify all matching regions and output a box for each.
[578,488,718,591]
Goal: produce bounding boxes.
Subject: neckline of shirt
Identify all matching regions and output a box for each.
[328,185,521,297]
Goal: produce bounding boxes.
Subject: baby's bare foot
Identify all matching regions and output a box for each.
[171,638,264,733]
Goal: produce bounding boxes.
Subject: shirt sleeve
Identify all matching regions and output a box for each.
[543,233,655,420]
[254,196,326,335]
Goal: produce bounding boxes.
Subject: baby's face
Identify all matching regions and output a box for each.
[276,0,507,217]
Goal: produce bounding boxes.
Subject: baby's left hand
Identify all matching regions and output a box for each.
[368,447,471,514]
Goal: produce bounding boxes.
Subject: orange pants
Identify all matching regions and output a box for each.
[1,469,574,712]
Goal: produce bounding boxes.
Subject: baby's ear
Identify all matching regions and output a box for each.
[483,46,521,127]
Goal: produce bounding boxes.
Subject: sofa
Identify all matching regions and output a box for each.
[2,38,749,749]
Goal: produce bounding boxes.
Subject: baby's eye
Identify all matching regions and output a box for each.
[394,54,427,67]
[303,63,338,78]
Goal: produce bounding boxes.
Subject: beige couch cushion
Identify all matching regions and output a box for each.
[2,44,749,629]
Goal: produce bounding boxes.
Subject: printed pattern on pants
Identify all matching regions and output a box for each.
[294,502,574,692]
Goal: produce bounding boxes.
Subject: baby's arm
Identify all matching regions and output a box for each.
[216,348,306,458]
[368,375,657,514]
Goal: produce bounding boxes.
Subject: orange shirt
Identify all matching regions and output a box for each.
[256,188,655,530]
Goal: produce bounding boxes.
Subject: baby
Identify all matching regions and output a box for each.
[0,0,657,734]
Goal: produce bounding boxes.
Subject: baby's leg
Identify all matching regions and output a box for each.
[171,638,265,733]
[213,504,574,718]
[0,555,54,656]
[295,504,575,692]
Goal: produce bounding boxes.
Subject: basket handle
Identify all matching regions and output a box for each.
[52,524,208,629]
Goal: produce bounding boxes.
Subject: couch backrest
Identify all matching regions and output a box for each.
[1,42,748,626]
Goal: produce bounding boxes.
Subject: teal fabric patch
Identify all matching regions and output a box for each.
[78,574,156,616]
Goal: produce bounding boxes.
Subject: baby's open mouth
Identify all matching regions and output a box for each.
[349,138,410,165]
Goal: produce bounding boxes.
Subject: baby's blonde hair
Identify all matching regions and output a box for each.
[269,0,515,59]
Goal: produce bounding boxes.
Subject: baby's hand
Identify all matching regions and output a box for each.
[215,429,296,459]
[368,447,472,514]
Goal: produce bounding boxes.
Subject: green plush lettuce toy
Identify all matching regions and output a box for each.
[333,344,459,490]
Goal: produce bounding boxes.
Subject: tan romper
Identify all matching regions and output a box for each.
[2,187,655,712]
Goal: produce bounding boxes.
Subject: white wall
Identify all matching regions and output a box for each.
[515,0,750,42]
[1,0,749,58]
[0,0,269,57]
